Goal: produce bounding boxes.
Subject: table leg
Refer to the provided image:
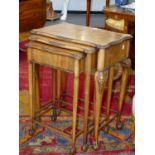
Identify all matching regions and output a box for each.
[82,54,92,151]
[57,70,61,115]
[28,61,36,135]
[52,69,57,102]
[35,64,40,122]
[104,66,114,133]
[106,66,114,118]
[52,69,57,121]
[71,60,79,154]
[116,59,131,129]
[106,0,110,6]
[93,50,108,150]
[86,0,91,26]
[61,71,67,108]
[61,71,67,95]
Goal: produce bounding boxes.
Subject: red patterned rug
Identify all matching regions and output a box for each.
[19,50,135,116]
[20,116,134,155]
[19,41,135,155]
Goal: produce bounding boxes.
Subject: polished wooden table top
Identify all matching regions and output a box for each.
[31,23,132,49]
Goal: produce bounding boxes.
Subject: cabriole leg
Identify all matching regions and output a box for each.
[116,59,131,129]
[93,70,108,150]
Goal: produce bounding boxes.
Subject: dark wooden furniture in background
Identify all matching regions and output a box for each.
[103,5,135,33]
[86,0,135,32]
[103,5,135,68]
[86,0,135,69]
[86,0,110,26]
[19,0,46,32]
[86,0,91,26]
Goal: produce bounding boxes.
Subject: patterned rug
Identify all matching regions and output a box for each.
[19,51,135,117]
[19,41,135,154]
[20,116,134,155]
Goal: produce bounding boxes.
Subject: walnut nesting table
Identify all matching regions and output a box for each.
[27,23,132,154]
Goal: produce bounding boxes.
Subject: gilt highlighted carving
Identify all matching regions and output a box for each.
[96,70,108,93]
[122,58,131,68]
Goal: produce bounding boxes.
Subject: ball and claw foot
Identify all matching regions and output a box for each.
[93,141,99,151]
[82,144,88,152]
[116,120,123,130]
[70,146,76,155]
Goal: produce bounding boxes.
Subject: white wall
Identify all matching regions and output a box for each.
[52,0,115,11]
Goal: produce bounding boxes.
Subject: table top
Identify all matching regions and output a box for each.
[103,5,135,22]
[31,23,132,49]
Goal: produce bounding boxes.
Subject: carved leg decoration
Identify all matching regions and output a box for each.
[116,58,131,129]
[93,70,108,150]
[70,60,79,154]
[113,63,123,81]
[82,54,92,151]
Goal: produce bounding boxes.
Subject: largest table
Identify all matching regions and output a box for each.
[27,23,132,153]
